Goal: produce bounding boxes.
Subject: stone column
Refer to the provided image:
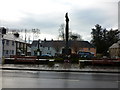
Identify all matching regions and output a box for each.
[65,12,69,47]
[62,13,71,55]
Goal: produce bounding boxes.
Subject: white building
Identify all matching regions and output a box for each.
[31,40,96,56]
[3,33,17,57]
[31,40,59,56]
[2,32,30,57]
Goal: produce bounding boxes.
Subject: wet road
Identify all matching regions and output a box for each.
[1,70,119,88]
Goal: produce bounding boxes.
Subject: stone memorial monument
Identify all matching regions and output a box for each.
[62,13,71,55]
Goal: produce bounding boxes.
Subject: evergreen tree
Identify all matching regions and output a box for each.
[91,24,119,55]
[91,24,103,54]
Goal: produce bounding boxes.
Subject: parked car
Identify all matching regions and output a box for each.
[78,51,94,58]
[41,54,52,57]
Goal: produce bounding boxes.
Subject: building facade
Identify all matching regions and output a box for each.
[109,41,120,58]
[31,40,96,56]
[2,33,30,57]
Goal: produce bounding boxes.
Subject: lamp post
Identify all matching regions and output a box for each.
[2,38,4,57]
[37,39,41,56]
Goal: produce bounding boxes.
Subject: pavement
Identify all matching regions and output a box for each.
[0,63,120,73]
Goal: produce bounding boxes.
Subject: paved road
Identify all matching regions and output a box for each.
[1,70,119,88]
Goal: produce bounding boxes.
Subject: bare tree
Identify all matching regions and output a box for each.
[58,24,65,40]
[32,28,40,40]
[58,24,83,41]
[70,33,83,41]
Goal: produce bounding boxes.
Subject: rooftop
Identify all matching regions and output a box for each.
[32,40,95,48]
[3,33,25,43]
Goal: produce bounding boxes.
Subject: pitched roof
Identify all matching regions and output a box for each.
[109,40,120,48]
[32,40,38,46]
[32,40,95,48]
[3,33,25,43]
[74,41,95,48]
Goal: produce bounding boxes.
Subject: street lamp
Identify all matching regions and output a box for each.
[37,39,41,56]
[2,39,4,57]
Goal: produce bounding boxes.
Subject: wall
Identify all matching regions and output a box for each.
[31,43,64,56]
[109,48,120,58]
[31,45,57,56]
[3,39,16,57]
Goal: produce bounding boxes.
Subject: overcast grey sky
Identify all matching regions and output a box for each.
[0,0,119,41]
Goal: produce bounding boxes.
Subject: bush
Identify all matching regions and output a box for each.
[71,58,79,63]
[54,58,64,63]
[96,54,103,59]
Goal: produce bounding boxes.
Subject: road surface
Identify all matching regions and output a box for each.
[1,70,119,88]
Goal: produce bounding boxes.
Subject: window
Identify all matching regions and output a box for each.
[34,51,37,56]
[48,47,50,50]
[12,41,14,46]
[12,50,14,54]
[6,50,8,54]
[6,40,9,45]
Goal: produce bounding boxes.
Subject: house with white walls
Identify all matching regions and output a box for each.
[2,32,31,57]
[31,40,96,57]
